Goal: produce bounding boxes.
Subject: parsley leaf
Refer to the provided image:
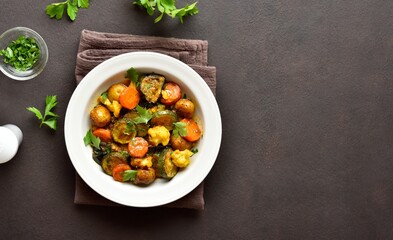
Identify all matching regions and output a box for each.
[133,0,199,23]
[27,95,59,130]
[133,105,153,124]
[83,129,101,149]
[173,121,187,138]
[0,35,40,71]
[125,67,140,87]
[123,169,138,182]
[46,0,90,21]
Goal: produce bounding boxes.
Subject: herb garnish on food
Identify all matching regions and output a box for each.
[84,129,101,149]
[27,95,59,130]
[0,36,40,71]
[46,0,89,21]
[133,0,199,23]
[172,121,187,138]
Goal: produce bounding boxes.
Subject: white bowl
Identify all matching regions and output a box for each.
[64,52,221,207]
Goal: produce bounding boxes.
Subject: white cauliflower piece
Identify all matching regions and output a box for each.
[171,149,193,168]
[148,126,170,146]
[100,96,122,117]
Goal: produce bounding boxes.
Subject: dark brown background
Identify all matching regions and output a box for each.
[1,0,393,239]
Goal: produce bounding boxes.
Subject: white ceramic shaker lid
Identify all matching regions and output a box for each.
[0,124,23,164]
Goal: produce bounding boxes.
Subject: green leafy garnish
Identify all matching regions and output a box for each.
[83,129,101,149]
[133,105,153,124]
[46,0,89,21]
[27,95,59,130]
[0,35,40,71]
[172,121,187,138]
[191,148,198,154]
[101,91,108,101]
[123,170,138,182]
[133,0,199,23]
[125,67,140,87]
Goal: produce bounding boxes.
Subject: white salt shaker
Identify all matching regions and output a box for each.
[0,124,23,164]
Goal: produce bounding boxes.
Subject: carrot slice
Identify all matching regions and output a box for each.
[180,118,202,142]
[119,85,140,109]
[160,82,182,105]
[112,164,132,182]
[128,137,149,158]
[93,128,112,142]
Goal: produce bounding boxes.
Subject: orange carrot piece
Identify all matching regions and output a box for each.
[119,85,140,109]
[93,128,112,142]
[180,118,202,142]
[128,137,149,158]
[160,82,182,105]
[112,164,132,182]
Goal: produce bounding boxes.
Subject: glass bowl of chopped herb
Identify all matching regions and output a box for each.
[0,27,48,81]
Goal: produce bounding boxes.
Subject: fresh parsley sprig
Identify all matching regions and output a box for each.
[46,0,89,21]
[123,169,138,182]
[27,95,59,130]
[133,0,199,23]
[133,105,153,124]
[172,121,187,138]
[126,67,140,87]
[83,129,101,149]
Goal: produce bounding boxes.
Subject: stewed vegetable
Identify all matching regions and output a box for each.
[84,67,202,186]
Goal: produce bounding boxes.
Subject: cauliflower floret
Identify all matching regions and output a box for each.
[171,149,193,168]
[100,96,122,117]
[148,126,170,146]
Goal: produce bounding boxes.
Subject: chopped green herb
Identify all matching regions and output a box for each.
[173,121,187,138]
[126,67,140,87]
[133,0,199,23]
[46,0,89,21]
[133,105,153,124]
[27,95,59,131]
[0,35,40,71]
[191,148,198,154]
[83,129,101,149]
[123,169,138,182]
[100,91,108,101]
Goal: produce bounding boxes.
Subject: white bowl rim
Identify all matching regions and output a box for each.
[64,51,222,207]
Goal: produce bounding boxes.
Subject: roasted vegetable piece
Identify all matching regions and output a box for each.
[148,126,170,146]
[93,128,112,142]
[155,148,178,179]
[130,155,153,169]
[112,163,132,182]
[123,111,149,137]
[119,84,140,110]
[128,137,149,158]
[112,119,137,144]
[100,97,122,118]
[175,99,195,119]
[171,149,193,168]
[160,82,182,105]
[134,168,156,185]
[170,134,194,150]
[140,74,165,103]
[108,83,127,102]
[181,118,202,142]
[151,110,178,130]
[90,105,111,127]
[101,152,128,175]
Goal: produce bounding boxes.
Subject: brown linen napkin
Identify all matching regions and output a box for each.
[73,29,216,209]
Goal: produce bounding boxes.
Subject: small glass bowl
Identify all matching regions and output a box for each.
[0,27,48,81]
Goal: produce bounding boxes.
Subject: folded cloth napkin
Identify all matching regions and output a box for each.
[73,29,216,209]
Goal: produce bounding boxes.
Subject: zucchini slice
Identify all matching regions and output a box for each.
[155,148,178,179]
[112,119,136,144]
[140,74,165,103]
[123,111,149,137]
[151,110,178,130]
[101,152,128,175]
